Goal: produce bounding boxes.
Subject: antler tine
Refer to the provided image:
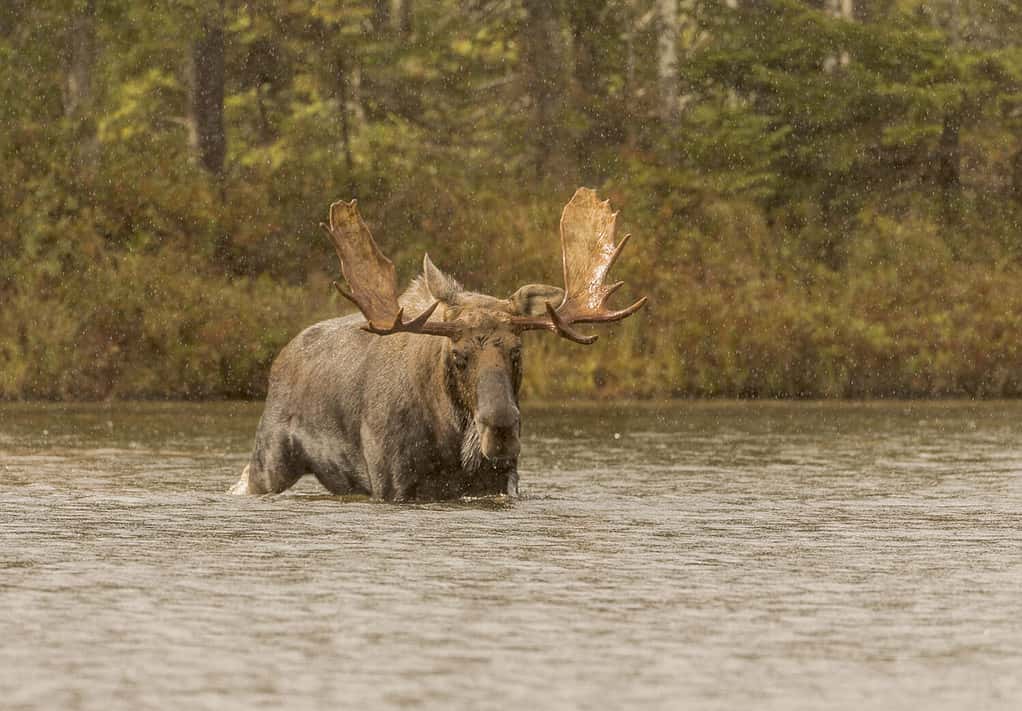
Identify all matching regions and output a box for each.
[569,294,649,324]
[511,187,647,344]
[324,200,462,339]
[360,301,461,338]
[545,302,599,345]
[606,233,632,273]
[331,279,358,307]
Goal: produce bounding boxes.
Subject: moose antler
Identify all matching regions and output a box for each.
[512,188,647,344]
[322,200,461,337]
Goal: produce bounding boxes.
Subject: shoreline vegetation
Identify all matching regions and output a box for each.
[4,2,1022,401]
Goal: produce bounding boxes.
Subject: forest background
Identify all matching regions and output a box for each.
[3,0,1022,400]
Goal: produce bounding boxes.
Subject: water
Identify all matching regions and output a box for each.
[1,401,1020,710]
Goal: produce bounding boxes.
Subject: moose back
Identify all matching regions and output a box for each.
[230,188,646,500]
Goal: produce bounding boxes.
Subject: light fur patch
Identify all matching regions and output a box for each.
[460,424,482,472]
[228,464,252,495]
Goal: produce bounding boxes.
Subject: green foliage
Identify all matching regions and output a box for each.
[4,0,1022,400]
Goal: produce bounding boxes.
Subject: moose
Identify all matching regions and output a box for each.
[230,188,646,500]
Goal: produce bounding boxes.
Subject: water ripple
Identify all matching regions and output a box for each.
[1,401,1021,710]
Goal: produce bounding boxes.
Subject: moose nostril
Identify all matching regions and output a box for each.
[487,425,517,440]
[479,424,521,461]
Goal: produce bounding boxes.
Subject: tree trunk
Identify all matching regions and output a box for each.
[823,0,854,71]
[568,0,605,182]
[624,5,637,149]
[333,53,357,197]
[372,0,390,34]
[191,0,227,177]
[937,109,961,213]
[521,0,564,178]
[657,0,679,123]
[395,0,412,37]
[66,0,98,175]
[938,0,961,217]
[1011,146,1022,205]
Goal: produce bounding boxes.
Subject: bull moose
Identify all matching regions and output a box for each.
[230,188,646,500]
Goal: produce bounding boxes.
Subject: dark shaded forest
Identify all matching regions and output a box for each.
[3,0,1022,400]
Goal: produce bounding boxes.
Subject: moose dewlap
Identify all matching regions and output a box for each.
[230,188,647,501]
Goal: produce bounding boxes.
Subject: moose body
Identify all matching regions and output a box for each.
[232,282,527,499]
[231,188,646,500]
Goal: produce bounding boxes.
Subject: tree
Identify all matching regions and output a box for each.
[521,0,565,177]
[191,0,226,177]
[372,0,390,32]
[567,0,609,180]
[657,0,679,122]
[937,0,961,214]
[395,0,412,37]
[65,0,98,175]
[823,0,854,71]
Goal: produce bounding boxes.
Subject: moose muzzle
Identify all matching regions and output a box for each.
[475,367,521,461]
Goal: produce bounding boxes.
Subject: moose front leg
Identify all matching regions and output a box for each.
[505,466,519,496]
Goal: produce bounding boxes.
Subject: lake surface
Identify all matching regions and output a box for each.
[1,401,1020,710]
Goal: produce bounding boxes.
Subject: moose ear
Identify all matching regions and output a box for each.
[423,254,461,304]
[508,284,565,317]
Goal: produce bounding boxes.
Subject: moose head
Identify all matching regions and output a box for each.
[322,188,647,464]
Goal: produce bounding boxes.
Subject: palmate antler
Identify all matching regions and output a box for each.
[511,188,647,344]
[323,190,645,343]
[321,200,461,337]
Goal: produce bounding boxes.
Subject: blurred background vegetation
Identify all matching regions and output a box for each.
[3,0,1022,400]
